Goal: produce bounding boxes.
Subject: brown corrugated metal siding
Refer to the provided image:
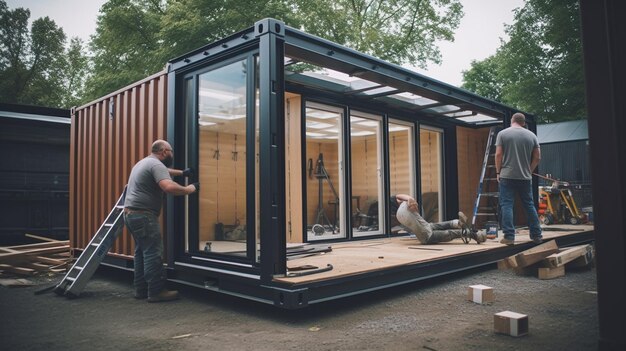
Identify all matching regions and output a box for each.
[69,71,168,258]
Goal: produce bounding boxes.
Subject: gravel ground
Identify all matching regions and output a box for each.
[0,264,598,351]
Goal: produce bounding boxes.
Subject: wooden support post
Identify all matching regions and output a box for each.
[538,266,566,280]
[545,244,593,268]
[513,240,559,268]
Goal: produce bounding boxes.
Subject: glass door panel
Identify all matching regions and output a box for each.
[197,59,248,256]
[350,111,384,237]
[419,126,444,222]
[305,103,345,241]
[388,120,415,231]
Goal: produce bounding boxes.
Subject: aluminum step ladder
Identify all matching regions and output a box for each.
[53,188,126,298]
[471,126,501,233]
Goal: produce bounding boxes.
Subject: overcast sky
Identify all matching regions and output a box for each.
[6,0,524,87]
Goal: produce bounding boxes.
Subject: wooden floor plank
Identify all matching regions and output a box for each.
[274,225,593,284]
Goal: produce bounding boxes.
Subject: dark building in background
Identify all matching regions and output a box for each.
[537,120,592,208]
[0,103,71,245]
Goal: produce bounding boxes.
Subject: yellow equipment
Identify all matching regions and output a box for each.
[536,174,587,225]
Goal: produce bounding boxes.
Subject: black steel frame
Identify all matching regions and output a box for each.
[161,18,567,309]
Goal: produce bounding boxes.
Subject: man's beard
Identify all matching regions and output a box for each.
[162,155,173,168]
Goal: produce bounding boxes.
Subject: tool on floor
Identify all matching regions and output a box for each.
[52,187,127,298]
[535,174,586,225]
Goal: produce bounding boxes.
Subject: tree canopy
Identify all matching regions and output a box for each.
[84,0,463,100]
[0,0,89,108]
[461,0,585,122]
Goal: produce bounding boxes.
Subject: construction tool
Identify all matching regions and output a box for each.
[471,126,501,238]
[52,188,127,298]
[535,174,586,225]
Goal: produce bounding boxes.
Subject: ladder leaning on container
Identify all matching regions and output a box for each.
[47,187,127,298]
[471,126,501,238]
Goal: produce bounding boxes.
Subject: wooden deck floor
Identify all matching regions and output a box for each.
[276,224,594,284]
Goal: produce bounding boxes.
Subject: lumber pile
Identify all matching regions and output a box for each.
[0,234,72,278]
[498,240,594,279]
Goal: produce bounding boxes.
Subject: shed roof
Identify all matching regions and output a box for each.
[537,120,588,144]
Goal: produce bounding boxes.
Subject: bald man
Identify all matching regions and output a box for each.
[124,140,198,302]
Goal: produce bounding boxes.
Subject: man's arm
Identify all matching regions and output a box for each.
[168,169,183,177]
[495,145,503,181]
[159,179,197,195]
[395,194,419,212]
[168,168,193,177]
[530,147,541,172]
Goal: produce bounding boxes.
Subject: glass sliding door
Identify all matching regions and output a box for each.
[195,58,251,257]
[304,103,345,241]
[350,111,384,237]
[419,126,444,222]
[388,120,415,231]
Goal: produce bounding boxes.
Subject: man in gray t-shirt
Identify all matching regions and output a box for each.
[123,139,199,302]
[495,113,542,246]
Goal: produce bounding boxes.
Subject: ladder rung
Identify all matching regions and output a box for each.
[104,223,113,227]
[476,213,498,216]
[72,266,83,271]
[65,277,76,282]
[116,205,124,209]
[91,243,100,247]
[480,193,499,197]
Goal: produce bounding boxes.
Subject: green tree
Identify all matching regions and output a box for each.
[0,0,89,108]
[461,0,585,122]
[85,0,462,100]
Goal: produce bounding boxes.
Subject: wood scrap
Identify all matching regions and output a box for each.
[0,236,72,277]
[512,240,559,268]
[0,278,34,287]
[538,266,565,280]
[544,244,593,268]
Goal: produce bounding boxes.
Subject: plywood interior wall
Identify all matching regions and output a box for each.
[388,131,411,196]
[70,72,168,258]
[350,135,380,213]
[456,126,489,219]
[457,126,525,228]
[197,129,247,242]
[285,93,303,243]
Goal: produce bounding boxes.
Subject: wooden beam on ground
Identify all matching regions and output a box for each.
[28,256,67,266]
[24,233,59,242]
[0,278,35,287]
[0,245,70,263]
[538,266,565,279]
[513,240,559,268]
[5,240,69,251]
[567,249,595,268]
[0,264,36,276]
[544,244,594,268]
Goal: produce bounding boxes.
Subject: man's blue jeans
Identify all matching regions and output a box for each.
[123,212,165,297]
[499,178,542,240]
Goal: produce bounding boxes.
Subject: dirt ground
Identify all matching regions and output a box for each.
[0,263,598,351]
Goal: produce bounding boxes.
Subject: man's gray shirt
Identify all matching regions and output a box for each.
[495,126,540,180]
[124,155,171,214]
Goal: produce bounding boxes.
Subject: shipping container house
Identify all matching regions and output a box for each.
[70,19,593,308]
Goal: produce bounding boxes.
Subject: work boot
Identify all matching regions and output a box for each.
[134,291,148,300]
[457,212,485,244]
[500,238,515,246]
[147,289,179,303]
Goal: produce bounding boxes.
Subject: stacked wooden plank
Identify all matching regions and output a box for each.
[498,240,594,279]
[0,234,72,277]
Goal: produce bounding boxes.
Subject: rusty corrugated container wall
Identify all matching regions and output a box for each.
[69,71,168,258]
